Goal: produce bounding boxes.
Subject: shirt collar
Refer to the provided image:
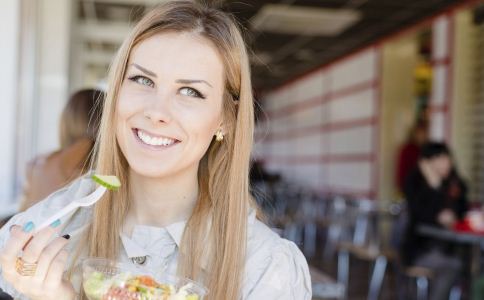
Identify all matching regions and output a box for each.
[119,209,257,264]
[165,220,186,247]
[120,233,149,258]
[120,219,186,259]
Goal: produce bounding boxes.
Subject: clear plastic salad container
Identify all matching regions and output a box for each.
[82,258,207,300]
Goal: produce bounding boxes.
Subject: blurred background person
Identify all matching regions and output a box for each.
[401,141,468,300]
[395,121,429,194]
[18,88,104,211]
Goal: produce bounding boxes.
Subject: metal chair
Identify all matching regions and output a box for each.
[389,204,441,300]
[336,198,385,300]
[323,196,350,261]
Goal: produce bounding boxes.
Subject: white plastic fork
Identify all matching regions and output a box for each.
[34,185,107,233]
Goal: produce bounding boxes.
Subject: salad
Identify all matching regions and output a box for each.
[84,271,201,300]
[82,258,206,300]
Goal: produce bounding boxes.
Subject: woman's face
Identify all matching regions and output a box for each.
[430,154,451,179]
[116,31,225,178]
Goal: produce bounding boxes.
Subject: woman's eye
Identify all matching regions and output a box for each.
[128,75,154,88]
[180,87,205,99]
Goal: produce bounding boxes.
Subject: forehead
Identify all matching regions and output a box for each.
[128,31,224,82]
[433,154,450,161]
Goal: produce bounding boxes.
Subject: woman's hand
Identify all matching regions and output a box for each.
[0,222,76,300]
[438,209,457,229]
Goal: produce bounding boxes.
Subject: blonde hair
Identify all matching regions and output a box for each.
[76,1,255,299]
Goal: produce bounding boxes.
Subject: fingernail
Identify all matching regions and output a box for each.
[22,221,34,233]
[50,219,61,228]
[62,234,70,240]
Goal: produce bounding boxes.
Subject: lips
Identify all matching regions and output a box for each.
[132,128,180,149]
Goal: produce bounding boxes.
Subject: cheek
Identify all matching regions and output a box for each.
[188,115,219,141]
[116,89,149,129]
[182,107,221,145]
[117,90,140,119]
[115,90,142,143]
[437,161,450,176]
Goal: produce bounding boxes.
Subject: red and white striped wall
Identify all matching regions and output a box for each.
[254,1,477,199]
[430,14,454,142]
[255,47,382,198]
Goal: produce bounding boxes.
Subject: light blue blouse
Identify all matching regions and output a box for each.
[0,174,312,299]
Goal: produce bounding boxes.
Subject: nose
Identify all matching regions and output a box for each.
[143,92,173,124]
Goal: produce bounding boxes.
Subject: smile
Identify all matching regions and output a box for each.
[133,128,180,148]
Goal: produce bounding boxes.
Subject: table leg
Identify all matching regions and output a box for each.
[471,242,482,280]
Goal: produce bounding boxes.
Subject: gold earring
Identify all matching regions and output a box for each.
[215,130,224,142]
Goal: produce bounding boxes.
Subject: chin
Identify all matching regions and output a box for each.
[128,159,176,178]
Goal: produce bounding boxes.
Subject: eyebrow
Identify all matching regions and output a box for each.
[130,63,213,88]
[175,79,213,88]
[131,63,157,77]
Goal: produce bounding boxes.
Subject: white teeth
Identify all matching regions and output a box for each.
[152,137,161,145]
[137,130,175,147]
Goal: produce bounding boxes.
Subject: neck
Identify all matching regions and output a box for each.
[124,167,199,233]
[419,160,442,189]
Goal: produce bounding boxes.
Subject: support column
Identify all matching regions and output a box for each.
[0,0,20,215]
[35,0,73,154]
[429,14,453,141]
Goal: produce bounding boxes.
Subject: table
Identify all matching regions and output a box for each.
[417,224,484,280]
[418,224,484,244]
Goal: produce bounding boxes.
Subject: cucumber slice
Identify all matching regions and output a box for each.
[92,174,121,191]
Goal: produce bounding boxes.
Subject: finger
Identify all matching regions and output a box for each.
[22,224,60,264]
[44,249,69,290]
[34,236,70,282]
[0,225,34,272]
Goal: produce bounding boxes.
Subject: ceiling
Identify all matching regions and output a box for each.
[78,0,466,91]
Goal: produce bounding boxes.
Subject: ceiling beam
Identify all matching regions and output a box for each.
[85,0,168,5]
[77,21,131,43]
[81,48,116,65]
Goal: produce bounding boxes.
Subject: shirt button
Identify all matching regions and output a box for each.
[131,256,147,265]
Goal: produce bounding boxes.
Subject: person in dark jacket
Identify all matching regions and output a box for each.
[401,142,468,300]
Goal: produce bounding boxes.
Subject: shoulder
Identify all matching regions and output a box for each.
[407,165,422,181]
[246,217,308,274]
[243,214,312,299]
[402,143,419,153]
[27,151,61,171]
[404,167,423,191]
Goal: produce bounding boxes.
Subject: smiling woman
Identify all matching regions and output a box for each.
[0,1,311,300]
[116,32,225,178]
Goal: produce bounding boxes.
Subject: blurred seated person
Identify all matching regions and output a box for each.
[395,121,428,194]
[18,88,104,211]
[401,142,468,300]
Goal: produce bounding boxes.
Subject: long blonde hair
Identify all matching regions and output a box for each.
[77,1,255,299]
